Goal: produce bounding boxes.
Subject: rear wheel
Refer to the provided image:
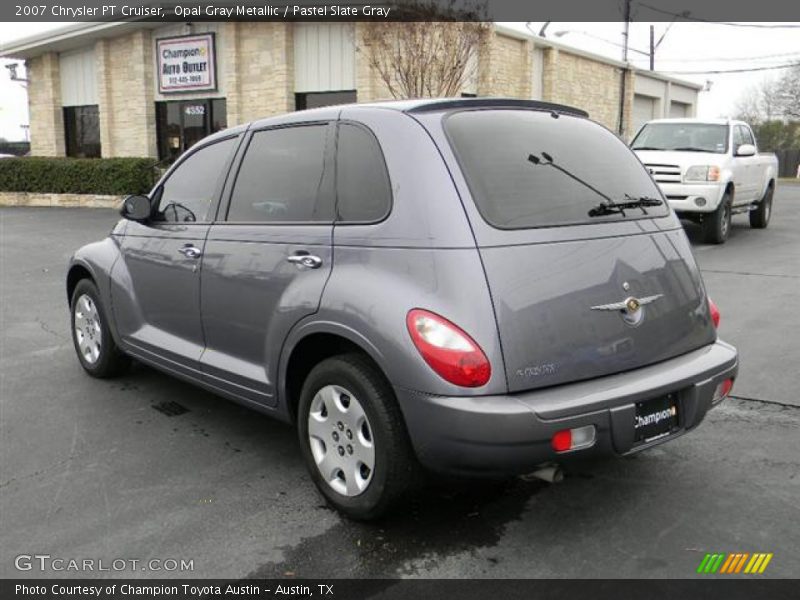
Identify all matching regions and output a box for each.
[749,184,773,229]
[70,279,129,377]
[703,190,732,244]
[297,354,419,520]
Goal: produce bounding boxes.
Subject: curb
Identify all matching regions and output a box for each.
[0,192,123,209]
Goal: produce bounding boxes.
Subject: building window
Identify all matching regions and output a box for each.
[156,98,227,163]
[63,105,100,158]
[295,91,356,111]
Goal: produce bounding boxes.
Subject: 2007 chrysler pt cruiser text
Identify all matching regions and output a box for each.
[67,98,738,519]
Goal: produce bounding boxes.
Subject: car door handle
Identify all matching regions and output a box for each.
[178,245,202,259]
[287,253,323,269]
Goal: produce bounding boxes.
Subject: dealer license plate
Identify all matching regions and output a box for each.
[634,394,679,443]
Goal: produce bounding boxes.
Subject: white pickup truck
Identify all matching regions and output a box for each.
[631,119,778,244]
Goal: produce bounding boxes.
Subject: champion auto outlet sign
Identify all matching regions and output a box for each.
[157,33,217,93]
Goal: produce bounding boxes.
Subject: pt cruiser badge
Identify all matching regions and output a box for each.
[590,294,664,326]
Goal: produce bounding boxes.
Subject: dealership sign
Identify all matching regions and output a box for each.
[157,33,217,93]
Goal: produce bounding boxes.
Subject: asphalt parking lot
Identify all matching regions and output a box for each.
[1,185,798,580]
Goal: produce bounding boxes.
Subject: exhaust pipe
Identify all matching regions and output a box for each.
[521,464,564,484]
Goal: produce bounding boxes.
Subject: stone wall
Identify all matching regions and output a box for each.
[22,22,673,162]
[228,22,294,124]
[97,31,157,158]
[25,53,65,157]
[542,47,634,136]
[478,32,532,98]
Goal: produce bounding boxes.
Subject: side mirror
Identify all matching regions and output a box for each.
[736,143,756,157]
[120,194,152,222]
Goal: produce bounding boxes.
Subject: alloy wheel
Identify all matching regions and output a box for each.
[73,294,102,364]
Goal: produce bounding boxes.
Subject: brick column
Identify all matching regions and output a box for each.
[541,47,560,103]
[105,30,157,157]
[95,39,114,157]
[26,52,65,156]
[235,22,294,122]
[621,69,635,138]
[222,22,242,126]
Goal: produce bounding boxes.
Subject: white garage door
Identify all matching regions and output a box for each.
[633,95,656,136]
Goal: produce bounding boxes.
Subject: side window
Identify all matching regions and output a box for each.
[227,125,332,223]
[733,126,747,151]
[741,126,755,146]
[156,137,237,223]
[335,123,392,222]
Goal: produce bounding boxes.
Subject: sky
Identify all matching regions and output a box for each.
[1,20,799,141]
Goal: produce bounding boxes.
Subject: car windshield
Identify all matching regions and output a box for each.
[444,109,667,229]
[631,122,729,154]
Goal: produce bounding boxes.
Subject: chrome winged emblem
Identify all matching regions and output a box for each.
[590,294,663,326]
[590,294,663,312]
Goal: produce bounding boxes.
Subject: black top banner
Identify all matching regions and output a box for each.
[1,0,800,22]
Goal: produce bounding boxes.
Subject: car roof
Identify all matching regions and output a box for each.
[245,97,588,131]
[198,98,590,147]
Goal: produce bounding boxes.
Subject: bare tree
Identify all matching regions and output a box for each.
[733,85,763,124]
[359,1,490,99]
[734,70,800,151]
[775,66,800,119]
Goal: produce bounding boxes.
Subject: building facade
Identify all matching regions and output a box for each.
[1,22,702,160]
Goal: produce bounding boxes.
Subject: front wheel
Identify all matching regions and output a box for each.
[70,279,130,377]
[297,354,419,520]
[749,185,774,229]
[703,190,732,244]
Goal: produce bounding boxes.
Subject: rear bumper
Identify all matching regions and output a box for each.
[658,182,725,213]
[397,340,738,477]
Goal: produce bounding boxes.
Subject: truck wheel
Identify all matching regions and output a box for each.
[297,353,420,520]
[703,190,732,244]
[749,184,773,229]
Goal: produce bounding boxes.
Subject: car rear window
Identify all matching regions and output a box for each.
[444,109,666,229]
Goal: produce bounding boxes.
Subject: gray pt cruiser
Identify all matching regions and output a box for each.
[67,98,738,519]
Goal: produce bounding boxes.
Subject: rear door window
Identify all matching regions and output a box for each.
[445,109,666,229]
[335,123,392,222]
[227,124,332,223]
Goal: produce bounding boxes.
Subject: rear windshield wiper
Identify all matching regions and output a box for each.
[528,152,615,205]
[588,195,663,218]
[631,146,662,151]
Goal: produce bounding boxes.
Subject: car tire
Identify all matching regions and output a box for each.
[297,353,420,520]
[703,190,732,244]
[70,279,130,378]
[749,184,773,229]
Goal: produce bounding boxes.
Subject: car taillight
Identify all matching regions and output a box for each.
[406,309,491,387]
[709,298,720,329]
[551,425,596,453]
[713,378,734,404]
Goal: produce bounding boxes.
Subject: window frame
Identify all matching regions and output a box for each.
[218,121,337,226]
[333,120,393,226]
[148,133,243,226]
